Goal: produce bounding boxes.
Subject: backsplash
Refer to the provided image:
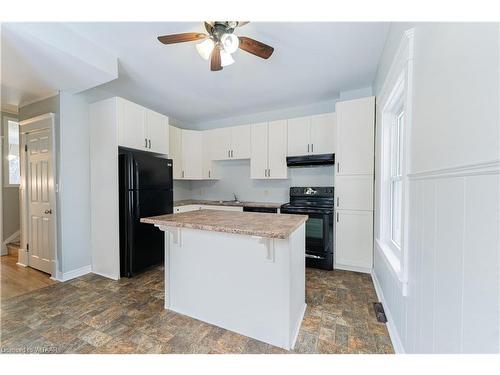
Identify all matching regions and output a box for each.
[176,160,334,203]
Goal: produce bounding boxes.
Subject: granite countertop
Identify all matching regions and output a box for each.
[173,199,283,209]
[141,210,308,239]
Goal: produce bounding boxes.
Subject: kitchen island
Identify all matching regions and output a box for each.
[141,209,308,350]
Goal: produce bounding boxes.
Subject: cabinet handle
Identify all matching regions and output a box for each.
[337,163,340,173]
[311,143,314,153]
[228,150,230,158]
[208,170,211,178]
[231,150,234,158]
[268,169,271,178]
[307,144,310,153]
[336,212,339,222]
[148,139,151,149]
[182,170,184,178]
[337,197,339,207]
[145,138,148,148]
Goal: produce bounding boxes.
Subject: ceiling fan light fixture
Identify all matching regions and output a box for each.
[196,38,214,60]
[220,49,235,67]
[221,33,239,54]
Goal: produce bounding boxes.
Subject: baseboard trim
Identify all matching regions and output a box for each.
[91,269,120,281]
[334,263,372,274]
[371,270,405,354]
[52,265,92,282]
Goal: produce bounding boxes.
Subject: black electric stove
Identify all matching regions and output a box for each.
[281,187,334,270]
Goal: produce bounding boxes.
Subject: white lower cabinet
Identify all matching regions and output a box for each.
[250,120,287,179]
[335,210,373,272]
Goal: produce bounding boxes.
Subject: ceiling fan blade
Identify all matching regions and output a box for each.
[210,46,222,71]
[204,22,214,33]
[157,33,207,44]
[238,36,274,59]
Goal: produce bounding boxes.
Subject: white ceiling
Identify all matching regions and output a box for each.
[1,23,118,108]
[67,22,390,125]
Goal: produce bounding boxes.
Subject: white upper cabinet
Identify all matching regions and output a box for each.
[335,97,375,175]
[267,120,288,179]
[230,124,251,159]
[117,98,146,150]
[287,117,310,156]
[287,113,335,156]
[310,113,336,155]
[209,128,231,160]
[169,126,183,179]
[209,125,251,160]
[146,109,169,154]
[250,121,288,180]
[117,98,169,154]
[181,130,202,179]
[202,131,216,179]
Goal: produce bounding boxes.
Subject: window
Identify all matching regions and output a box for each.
[3,117,20,187]
[390,109,404,249]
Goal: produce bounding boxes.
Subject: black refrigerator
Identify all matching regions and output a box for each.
[119,149,173,277]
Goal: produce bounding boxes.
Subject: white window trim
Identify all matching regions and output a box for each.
[3,115,20,188]
[376,28,414,293]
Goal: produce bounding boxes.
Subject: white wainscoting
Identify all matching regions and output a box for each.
[373,160,500,353]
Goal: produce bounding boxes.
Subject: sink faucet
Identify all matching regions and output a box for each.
[232,192,239,202]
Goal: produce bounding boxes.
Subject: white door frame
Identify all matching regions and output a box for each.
[18,113,58,278]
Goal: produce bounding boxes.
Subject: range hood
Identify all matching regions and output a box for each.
[286,153,335,167]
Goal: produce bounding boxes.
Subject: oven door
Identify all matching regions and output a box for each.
[281,207,333,258]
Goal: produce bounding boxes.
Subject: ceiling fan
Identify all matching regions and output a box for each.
[157,21,274,71]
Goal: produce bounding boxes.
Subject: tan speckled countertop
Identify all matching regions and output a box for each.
[141,209,308,239]
[174,199,283,209]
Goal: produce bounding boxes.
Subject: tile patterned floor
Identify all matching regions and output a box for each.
[0,265,393,354]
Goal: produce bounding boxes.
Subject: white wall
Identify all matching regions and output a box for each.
[189,160,334,203]
[373,23,500,353]
[58,91,91,273]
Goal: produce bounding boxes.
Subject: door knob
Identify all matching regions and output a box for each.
[44,209,52,214]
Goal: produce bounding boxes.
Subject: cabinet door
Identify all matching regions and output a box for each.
[250,122,268,179]
[335,175,373,210]
[146,110,169,154]
[169,126,183,179]
[181,130,202,179]
[210,128,231,160]
[201,131,215,179]
[335,210,373,270]
[267,120,288,179]
[117,98,147,150]
[287,117,310,156]
[310,113,336,155]
[336,97,375,175]
[230,124,251,159]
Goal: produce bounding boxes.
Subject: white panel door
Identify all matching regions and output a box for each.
[310,113,336,155]
[336,97,375,175]
[250,122,268,179]
[117,98,147,150]
[181,130,202,179]
[27,129,55,274]
[146,110,169,154]
[335,175,374,211]
[335,210,373,269]
[230,124,251,159]
[169,126,183,179]
[287,117,310,156]
[210,128,231,160]
[267,120,288,179]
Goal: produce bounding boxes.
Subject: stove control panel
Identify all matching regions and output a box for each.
[290,186,334,197]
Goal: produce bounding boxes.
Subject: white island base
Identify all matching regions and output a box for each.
[157,224,306,350]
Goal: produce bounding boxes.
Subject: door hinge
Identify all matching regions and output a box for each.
[26,243,29,251]
[25,144,28,152]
